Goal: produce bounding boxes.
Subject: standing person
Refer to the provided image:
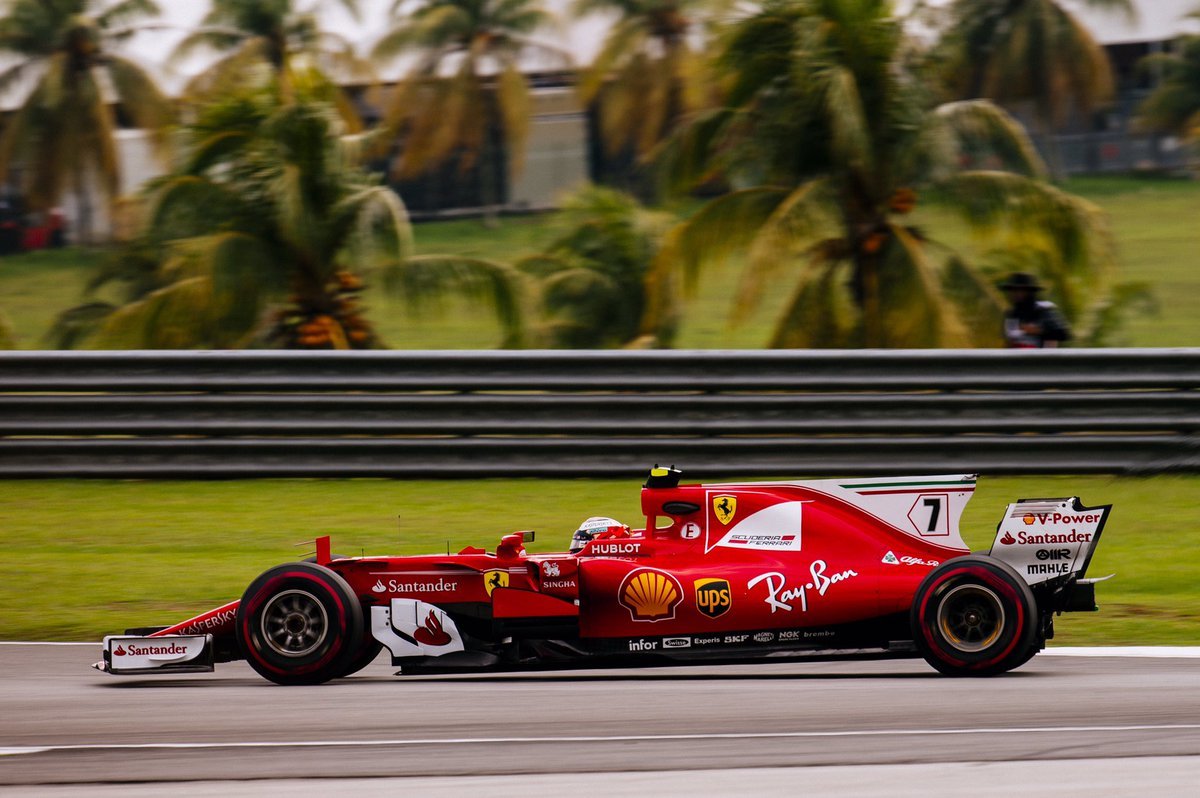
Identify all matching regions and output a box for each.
[1000,272,1071,348]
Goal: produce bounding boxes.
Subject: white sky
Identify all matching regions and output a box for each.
[120,0,611,94]
[3,0,1195,106]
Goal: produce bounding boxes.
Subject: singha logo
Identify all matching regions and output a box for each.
[544,562,561,578]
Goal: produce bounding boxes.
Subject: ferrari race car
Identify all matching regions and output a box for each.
[96,468,1110,684]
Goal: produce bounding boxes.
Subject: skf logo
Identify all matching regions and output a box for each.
[695,578,732,618]
[619,569,683,622]
[483,569,509,596]
[713,495,737,525]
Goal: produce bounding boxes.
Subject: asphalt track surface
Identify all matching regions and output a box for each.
[2,644,1199,795]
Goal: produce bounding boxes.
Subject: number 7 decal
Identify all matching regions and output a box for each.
[907,493,950,536]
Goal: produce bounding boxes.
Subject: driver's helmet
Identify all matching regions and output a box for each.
[570,516,629,553]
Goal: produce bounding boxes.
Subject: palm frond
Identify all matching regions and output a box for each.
[932,100,1047,179]
[940,254,1005,347]
[89,276,214,349]
[381,255,527,347]
[331,185,413,271]
[44,301,117,350]
[822,65,874,178]
[768,257,855,349]
[878,225,970,347]
[169,27,248,68]
[654,186,790,293]
[97,0,161,30]
[105,55,175,143]
[733,179,834,324]
[944,170,1115,321]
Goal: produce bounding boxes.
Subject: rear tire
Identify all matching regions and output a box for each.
[237,562,364,685]
[911,555,1037,677]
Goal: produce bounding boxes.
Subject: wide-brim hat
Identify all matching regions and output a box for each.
[999,272,1045,291]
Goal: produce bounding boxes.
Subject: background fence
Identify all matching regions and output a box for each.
[1,349,1198,478]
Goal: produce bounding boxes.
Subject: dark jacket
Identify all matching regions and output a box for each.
[1003,299,1071,348]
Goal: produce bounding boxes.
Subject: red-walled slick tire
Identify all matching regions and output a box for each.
[301,554,381,678]
[911,555,1038,677]
[236,562,364,685]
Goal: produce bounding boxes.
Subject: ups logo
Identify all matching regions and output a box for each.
[695,578,732,619]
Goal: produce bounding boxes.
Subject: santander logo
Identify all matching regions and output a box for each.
[413,610,452,647]
[1000,531,1017,545]
[113,642,190,657]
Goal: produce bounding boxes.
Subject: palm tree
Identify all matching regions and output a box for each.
[936,0,1134,159]
[1138,35,1200,149]
[173,0,369,106]
[655,0,1114,348]
[372,0,559,217]
[517,184,675,347]
[0,0,174,243]
[573,0,716,161]
[55,82,524,349]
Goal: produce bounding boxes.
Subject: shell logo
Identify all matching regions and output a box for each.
[619,568,683,622]
[1022,514,1036,525]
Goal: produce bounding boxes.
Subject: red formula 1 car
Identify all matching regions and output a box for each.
[96,468,1110,684]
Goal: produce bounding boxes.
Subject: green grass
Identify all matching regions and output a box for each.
[1,475,1196,644]
[2,175,1198,349]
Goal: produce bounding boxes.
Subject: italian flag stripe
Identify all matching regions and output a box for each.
[839,479,976,490]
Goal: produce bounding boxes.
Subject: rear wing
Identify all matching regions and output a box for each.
[988,497,1111,587]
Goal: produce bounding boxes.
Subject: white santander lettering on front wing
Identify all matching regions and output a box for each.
[105,635,208,670]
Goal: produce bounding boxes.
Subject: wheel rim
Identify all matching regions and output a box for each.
[936,583,1005,653]
[260,589,329,658]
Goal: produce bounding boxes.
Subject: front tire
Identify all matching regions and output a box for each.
[911,555,1037,677]
[237,562,364,685]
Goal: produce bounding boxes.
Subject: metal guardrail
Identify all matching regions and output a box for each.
[1,349,1198,478]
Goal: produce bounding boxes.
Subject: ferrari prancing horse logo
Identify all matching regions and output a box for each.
[483,569,509,596]
[713,495,737,525]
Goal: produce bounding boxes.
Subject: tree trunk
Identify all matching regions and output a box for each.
[860,254,882,348]
[479,93,503,228]
[73,160,93,247]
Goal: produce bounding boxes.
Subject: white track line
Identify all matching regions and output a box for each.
[1041,647,1200,658]
[3,723,1200,757]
